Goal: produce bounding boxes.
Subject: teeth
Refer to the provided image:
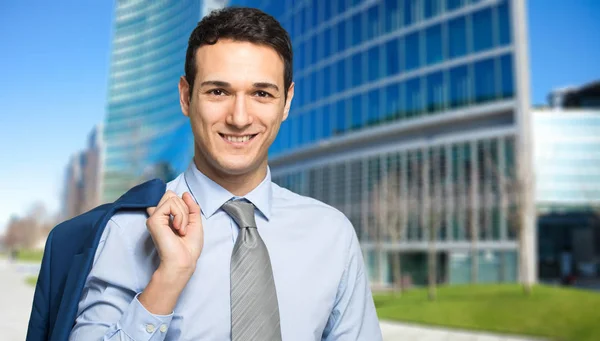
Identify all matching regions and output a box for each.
[225,135,251,143]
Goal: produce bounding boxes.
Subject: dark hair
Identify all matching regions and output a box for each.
[184,7,293,99]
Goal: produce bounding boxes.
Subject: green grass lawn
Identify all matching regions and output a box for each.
[15,249,44,263]
[374,284,600,341]
[25,276,38,287]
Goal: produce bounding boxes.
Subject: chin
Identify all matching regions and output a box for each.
[215,158,261,176]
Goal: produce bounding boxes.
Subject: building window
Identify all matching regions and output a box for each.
[446,0,464,12]
[323,0,332,23]
[311,0,319,27]
[295,42,305,73]
[404,0,419,27]
[334,0,347,16]
[405,32,421,71]
[472,8,494,52]
[337,20,347,53]
[309,109,318,143]
[298,113,307,146]
[498,1,511,46]
[385,38,401,76]
[500,54,514,99]
[405,77,423,118]
[310,35,318,64]
[385,82,401,121]
[367,89,381,125]
[368,45,380,82]
[322,105,332,139]
[426,24,443,65]
[334,100,347,135]
[336,59,347,92]
[449,65,470,108]
[352,53,363,87]
[424,0,442,19]
[299,6,307,35]
[474,58,496,103]
[384,0,401,33]
[448,16,467,59]
[426,71,446,113]
[351,12,362,47]
[309,72,318,103]
[323,29,332,59]
[351,95,363,130]
[323,66,332,99]
[366,4,380,40]
[289,116,298,149]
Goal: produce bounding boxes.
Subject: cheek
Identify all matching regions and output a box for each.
[193,102,227,130]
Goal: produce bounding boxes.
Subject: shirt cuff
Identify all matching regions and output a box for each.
[116,293,174,341]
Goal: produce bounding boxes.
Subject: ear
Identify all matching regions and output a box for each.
[179,76,191,117]
[282,82,295,121]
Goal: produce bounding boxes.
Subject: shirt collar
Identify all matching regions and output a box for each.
[183,161,273,221]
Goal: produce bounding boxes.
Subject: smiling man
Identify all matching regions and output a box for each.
[68,7,382,341]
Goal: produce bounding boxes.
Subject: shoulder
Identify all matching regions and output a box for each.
[106,173,187,243]
[271,182,354,234]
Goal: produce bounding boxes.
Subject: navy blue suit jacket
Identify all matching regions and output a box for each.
[25,179,166,341]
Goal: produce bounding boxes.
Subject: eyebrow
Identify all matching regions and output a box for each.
[199,80,230,88]
[199,80,279,93]
[253,82,279,92]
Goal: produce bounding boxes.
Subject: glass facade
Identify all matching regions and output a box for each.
[534,111,600,209]
[228,0,526,285]
[232,0,516,155]
[102,0,204,202]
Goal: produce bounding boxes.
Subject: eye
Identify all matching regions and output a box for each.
[255,90,273,98]
[208,89,227,96]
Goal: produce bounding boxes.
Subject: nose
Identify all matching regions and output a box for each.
[226,94,253,128]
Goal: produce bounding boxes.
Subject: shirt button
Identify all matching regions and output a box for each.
[160,324,168,333]
[146,324,156,333]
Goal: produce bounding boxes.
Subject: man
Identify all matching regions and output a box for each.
[68,7,382,340]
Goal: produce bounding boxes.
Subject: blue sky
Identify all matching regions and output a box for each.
[0,0,599,233]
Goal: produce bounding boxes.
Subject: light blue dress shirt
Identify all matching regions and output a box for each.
[69,162,382,340]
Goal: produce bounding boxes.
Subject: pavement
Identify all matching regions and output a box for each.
[379,321,545,341]
[0,259,544,341]
[0,259,35,341]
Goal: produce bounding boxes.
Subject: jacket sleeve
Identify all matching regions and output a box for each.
[68,218,180,341]
[25,230,54,341]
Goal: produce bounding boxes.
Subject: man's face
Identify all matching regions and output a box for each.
[179,39,294,177]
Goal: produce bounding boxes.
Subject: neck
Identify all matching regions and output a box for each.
[193,154,267,197]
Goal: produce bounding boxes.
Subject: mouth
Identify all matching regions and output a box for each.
[219,133,258,146]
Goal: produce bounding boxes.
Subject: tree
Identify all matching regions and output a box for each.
[424,148,447,301]
[483,150,534,295]
[372,166,407,296]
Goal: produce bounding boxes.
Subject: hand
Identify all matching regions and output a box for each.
[145,190,204,277]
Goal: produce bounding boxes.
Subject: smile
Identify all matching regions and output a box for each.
[219,133,258,144]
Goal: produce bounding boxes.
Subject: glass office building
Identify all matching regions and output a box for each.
[102,0,228,202]
[230,0,533,286]
[534,109,600,280]
[535,111,600,209]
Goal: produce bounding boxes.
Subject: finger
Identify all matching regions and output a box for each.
[172,196,189,236]
[182,192,201,216]
[167,197,185,232]
[147,190,177,216]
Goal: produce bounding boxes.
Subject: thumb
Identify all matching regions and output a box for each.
[146,207,156,216]
[182,192,201,217]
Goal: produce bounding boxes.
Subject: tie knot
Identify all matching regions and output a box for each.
[222,200,257,229]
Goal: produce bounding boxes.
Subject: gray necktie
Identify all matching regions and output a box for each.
[221,200,282,341]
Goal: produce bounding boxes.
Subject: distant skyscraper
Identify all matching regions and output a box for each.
[230,0,533,286]
[102,0,226,202]
[62,124,104,219]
